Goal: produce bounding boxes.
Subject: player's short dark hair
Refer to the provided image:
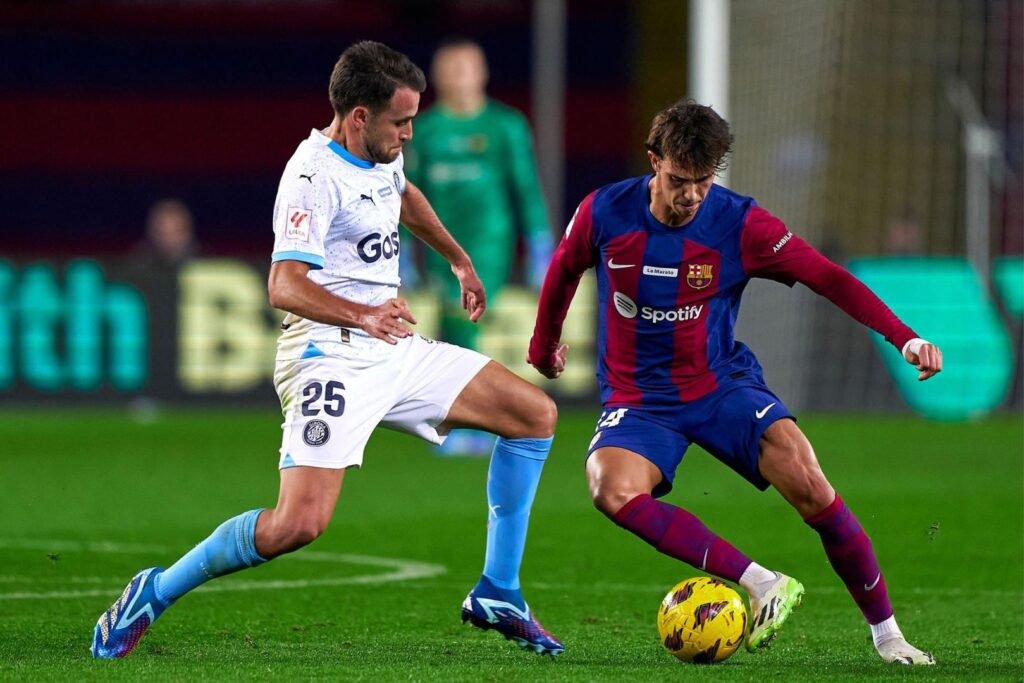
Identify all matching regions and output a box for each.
[329,41,427,116]
[645,100,734,174]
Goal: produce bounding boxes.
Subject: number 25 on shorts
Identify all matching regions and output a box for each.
[301,380,346,417]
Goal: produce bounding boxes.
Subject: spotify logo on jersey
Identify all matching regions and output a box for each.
[613,292,637,319]
[612,290,705,325]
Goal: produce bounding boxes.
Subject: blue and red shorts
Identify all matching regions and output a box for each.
[585,378,795,496]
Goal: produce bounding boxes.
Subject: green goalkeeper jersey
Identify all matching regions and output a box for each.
[404,99,550,296]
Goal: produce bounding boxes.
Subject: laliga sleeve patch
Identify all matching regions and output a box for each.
[286,207,312,242]
[303,419,330,446]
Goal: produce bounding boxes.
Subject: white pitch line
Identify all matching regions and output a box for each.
[0,576,113,584]
[0,538,170,554]
[0,538,446,601]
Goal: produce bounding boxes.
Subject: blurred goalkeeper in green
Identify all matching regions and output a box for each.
[404,37,554,455]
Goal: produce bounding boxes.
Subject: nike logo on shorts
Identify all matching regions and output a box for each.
[755,402,777,419]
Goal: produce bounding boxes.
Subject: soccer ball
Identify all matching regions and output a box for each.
[656,577,747,663]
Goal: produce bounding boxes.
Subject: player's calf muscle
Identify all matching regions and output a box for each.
[255,508,329,558]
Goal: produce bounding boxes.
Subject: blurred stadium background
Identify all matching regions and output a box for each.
[1,1,1022,678]
[1,0,1020,418]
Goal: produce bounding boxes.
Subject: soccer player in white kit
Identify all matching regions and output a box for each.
[92,41,564,658]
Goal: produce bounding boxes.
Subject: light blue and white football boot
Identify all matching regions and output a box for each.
[461,576,564,655]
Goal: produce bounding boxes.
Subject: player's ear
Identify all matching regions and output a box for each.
[647,150,660,173]
[350,106,370,130]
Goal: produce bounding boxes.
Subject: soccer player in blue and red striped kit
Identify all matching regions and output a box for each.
[528,100,943,665]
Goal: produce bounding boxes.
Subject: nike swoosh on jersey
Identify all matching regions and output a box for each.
[607,259,635,269]
[755,402,777,419]
[864,573,881,591]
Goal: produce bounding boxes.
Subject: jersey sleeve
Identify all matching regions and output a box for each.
[740,206,917,351]
[528,191,598,366]
[271,165,336,270]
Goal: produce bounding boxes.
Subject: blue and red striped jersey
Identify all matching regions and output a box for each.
[529,175,917,406]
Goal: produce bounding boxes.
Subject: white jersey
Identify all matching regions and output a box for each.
[272,129,407,360]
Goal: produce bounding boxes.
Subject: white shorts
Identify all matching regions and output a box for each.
[274,334,491,469]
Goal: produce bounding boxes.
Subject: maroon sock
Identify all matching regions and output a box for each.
[613,494,752,582]
[805,494,893,625]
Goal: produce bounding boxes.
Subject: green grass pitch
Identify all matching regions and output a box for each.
[0,409,1021,681]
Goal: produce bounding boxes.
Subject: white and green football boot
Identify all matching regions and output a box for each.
[745,573,805,651]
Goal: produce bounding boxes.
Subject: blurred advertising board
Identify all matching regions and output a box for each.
[0,259,597,404]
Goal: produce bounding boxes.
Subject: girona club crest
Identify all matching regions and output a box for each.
[686,264,714,289]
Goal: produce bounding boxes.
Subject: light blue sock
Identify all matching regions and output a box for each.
[153,508,267,603]
[483,436,552,591]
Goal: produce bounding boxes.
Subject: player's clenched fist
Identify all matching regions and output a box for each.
[360,297,418,344]
[902,338,943,381]
[528,343,569,380]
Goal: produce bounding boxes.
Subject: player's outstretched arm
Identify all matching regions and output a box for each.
[902,338,943,381]
[400,181,486,321]
[528,192,597,378]
[527,247,580,379]
[268,260,417,344]
[741,208,933,363]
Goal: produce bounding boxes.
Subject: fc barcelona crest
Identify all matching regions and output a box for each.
[686,264,714,289]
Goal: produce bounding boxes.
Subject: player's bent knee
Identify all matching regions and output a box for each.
[591,486,637,518]
[509,387,557,438]
[777,453,834,518]
[796,446,832,504]
[530,393,558,437]
[802,474,835,516]
[791,475,829,517]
